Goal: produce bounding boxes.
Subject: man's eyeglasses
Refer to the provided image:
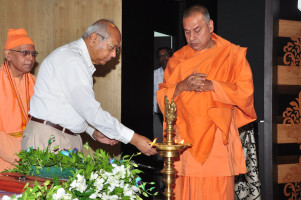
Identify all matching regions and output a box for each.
[9,49,39,58]
[96,33,120,54]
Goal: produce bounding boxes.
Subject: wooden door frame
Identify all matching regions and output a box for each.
[260,0,280,199]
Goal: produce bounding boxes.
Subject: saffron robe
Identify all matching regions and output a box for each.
[0,62,35,172]
[157,33,257,199]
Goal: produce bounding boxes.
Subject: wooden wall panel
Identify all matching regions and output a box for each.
[277,17,301,199]
[278,163,293,184]
[277,124,301,144]
[278,163,300,183]
[279,19,301,37]
[0,0,55,72]
[277,65,301,85]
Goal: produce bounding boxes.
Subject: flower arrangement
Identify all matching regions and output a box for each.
[2,137,157,200]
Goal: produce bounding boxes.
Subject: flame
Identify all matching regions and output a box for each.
[150,138,157,147]
[179,139,184,145]
[174,139,177,143]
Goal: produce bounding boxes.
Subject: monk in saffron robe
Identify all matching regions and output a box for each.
[157,5,257,199]
[0,29,37,172]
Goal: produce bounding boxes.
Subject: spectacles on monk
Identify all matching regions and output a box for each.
[96,33,120,54]
[9,49,39,58]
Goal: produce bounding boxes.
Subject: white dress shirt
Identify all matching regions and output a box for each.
[29,38,134,144]
[153,67,164,113]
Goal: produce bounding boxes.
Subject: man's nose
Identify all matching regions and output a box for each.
[189,32,196,41]
[26,53,35,61]
[110,50,117,58]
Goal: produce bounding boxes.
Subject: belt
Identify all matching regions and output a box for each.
[30,116,81,136]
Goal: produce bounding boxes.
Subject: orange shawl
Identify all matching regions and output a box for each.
[0,61,35,135]
[157,33,257,164]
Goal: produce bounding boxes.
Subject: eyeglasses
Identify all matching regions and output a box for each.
[96,33,120,54]
[9,49,39,57]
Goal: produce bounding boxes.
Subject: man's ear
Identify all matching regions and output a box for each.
[89,33,99,47]
[4,50,11,61]
[209,20,214,33]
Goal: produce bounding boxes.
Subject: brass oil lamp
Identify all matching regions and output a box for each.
[150,96,191,200]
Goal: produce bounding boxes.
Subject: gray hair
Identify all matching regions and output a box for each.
[183,5,210,22]
[82,19,115,39]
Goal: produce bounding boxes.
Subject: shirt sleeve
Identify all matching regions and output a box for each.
[85,125,96,140]
[53,55,134,144]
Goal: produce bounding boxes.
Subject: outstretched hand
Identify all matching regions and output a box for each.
[93,130,119,145]
[130,133,157,156]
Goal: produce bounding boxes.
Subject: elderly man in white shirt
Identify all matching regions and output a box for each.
[22,19,157,156]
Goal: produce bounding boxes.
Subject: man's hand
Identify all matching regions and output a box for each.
[129,133,157,156]
[173,71,214,97]
[195,79,214,92]
[93,130,119,145]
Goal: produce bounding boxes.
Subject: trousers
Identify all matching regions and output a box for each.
[22,120,83,152]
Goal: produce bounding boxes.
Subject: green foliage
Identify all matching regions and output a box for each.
[3,137,157,200]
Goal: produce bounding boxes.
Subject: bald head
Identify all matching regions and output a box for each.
[183,5,210,23]
[83,19,121,65]
[82,19,120,40]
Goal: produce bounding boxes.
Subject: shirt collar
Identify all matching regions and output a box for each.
[77,38,96,74]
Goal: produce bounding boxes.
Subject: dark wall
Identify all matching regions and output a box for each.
[121,0,155,164]
[153,0,217,51]
[216,0,265,121]
[153,0,185,51]
[279,0,301,20]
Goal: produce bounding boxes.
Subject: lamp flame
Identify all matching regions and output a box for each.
[179,139,184,145]
[150,138,157,147]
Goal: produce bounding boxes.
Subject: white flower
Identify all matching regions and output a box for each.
[94,177,105,191]
[110,195,119,200]
[76,181,87,193]
[124,188,134,197]
[76,174,85,183]
[63,194,73,200]
[107,176,120,192]
[123,184,138,197]
[89,193,97,199]
[1,195,15,200]
[90,171,98,180]
[52,188,65,200]
[100,193,119,200]
[112,164,130,180]
[69,174,87,193]
[1,196,10,200]
[52,188,72,200]
[131,185,139,192]
[101,171,112,179]
[100,193,110,200]
[70,179,77,189]
[119,180,125,187]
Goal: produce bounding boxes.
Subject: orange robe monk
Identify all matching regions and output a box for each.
[0,28,36,172]
[0,62,35,172]
[157,33,257,199]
